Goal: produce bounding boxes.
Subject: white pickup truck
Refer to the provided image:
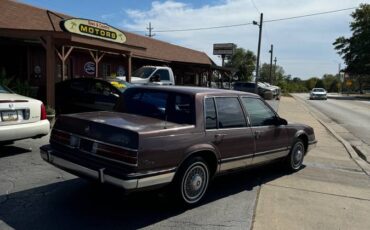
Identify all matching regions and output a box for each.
[130,66,175,86]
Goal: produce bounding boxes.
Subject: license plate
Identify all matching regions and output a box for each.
[1,111,18,122]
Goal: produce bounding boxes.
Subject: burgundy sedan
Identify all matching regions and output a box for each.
[41,86,316,205]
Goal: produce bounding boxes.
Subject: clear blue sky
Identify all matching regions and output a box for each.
[19,0,367,79]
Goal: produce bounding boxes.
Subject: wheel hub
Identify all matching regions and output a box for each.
[191,175,203,191]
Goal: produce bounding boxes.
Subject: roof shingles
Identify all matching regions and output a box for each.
[0,0,212,65]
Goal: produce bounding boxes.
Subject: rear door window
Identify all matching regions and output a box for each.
[214,97,247,128]
[241,97,276,126]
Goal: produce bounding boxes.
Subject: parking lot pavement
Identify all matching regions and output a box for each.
[1,132,283,229]
[253,96,370,230]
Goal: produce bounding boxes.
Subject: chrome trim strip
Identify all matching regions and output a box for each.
[221,154,253,163]
[254,147,289,157]
[220,158,248,172]
[53,129,138,152]
[137,172,175,188]
[40,148,174,190]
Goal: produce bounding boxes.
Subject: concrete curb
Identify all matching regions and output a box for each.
[291,95,370,177]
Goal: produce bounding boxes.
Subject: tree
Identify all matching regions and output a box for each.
[225,47,256,81]
[259,63,272,83]
[260,63,285,84]
[333,4,370,89]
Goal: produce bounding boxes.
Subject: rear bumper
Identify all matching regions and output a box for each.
[0,120,50,142]
[40,145,175,190]
[310,94,327,99]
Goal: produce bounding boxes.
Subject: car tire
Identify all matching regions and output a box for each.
[284,139,305,172]
[174,157,210,206]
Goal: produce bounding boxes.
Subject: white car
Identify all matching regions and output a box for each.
[310,88,327,100]
[0,85,50,144]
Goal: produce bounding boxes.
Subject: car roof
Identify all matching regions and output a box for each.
[129,85,259,97]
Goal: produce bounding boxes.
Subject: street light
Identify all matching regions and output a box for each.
[253,13,263,94]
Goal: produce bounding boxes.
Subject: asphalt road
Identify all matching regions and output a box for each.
[0,132,289,230]
[293,93,370,146]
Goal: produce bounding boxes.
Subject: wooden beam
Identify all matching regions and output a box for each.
[126,52,132,82]
[44,36,56,107]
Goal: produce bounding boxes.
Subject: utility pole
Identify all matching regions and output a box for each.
[146,22,155,37]
[269,44,273,84]
[253,13,263,94]
[338,63,341,93]
[273,57,277,84]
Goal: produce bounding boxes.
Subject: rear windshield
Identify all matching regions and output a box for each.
[115,88,195,125]
[313,88,325,92]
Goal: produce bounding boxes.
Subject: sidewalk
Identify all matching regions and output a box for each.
[327,93,370,100]
[253,97,370,230]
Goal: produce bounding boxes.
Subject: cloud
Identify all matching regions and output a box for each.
[121,0,365,79]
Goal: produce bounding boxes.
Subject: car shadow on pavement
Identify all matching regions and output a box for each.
[0,162,296,230]
[0,145,32,158]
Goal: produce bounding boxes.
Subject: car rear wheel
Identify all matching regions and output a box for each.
[175,157,210,205]
[285,139,305,171]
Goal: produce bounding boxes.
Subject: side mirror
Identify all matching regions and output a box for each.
[275,117,288,126]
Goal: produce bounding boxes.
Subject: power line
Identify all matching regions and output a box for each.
[250,0,261,14]
[265,7,356,23]
[130,6,356,33]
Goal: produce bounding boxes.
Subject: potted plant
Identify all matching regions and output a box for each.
[46,106,56,127]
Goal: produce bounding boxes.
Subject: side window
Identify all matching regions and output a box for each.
[241,97,276,126]
[154,69,170,81]
[205,98,217,129]
[215,97,246,128]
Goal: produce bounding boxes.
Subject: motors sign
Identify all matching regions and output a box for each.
[213,43,236,56]
[61,18,126,44]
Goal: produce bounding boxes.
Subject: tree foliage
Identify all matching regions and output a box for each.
[333,4,370,76]
[225,47,256,81]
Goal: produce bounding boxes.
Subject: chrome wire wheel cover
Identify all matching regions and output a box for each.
[291,142,305,169]
[181,162,209,204]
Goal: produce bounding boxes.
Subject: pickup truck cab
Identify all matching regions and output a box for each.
[130,66,175,86]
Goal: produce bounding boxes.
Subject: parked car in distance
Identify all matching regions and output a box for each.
[55,78,133,114]
[261,82,281,100]
[310,88,327,100]
[130,66,175,86]
[233,82,274,100]
[0,85,49,145]
[41,86,316,205]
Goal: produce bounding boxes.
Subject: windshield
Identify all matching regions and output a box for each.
[313,88,325,92]
[0,85,12,94]
[131,67,156,79]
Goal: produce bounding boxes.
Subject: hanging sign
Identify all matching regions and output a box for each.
[61,18,126,44]
[84,62,95,75]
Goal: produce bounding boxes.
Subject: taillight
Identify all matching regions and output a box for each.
[50,129,71,145]
[95,143,138,166]
[41,104,47,120]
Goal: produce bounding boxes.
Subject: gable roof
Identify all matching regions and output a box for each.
[0,0,213,65]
